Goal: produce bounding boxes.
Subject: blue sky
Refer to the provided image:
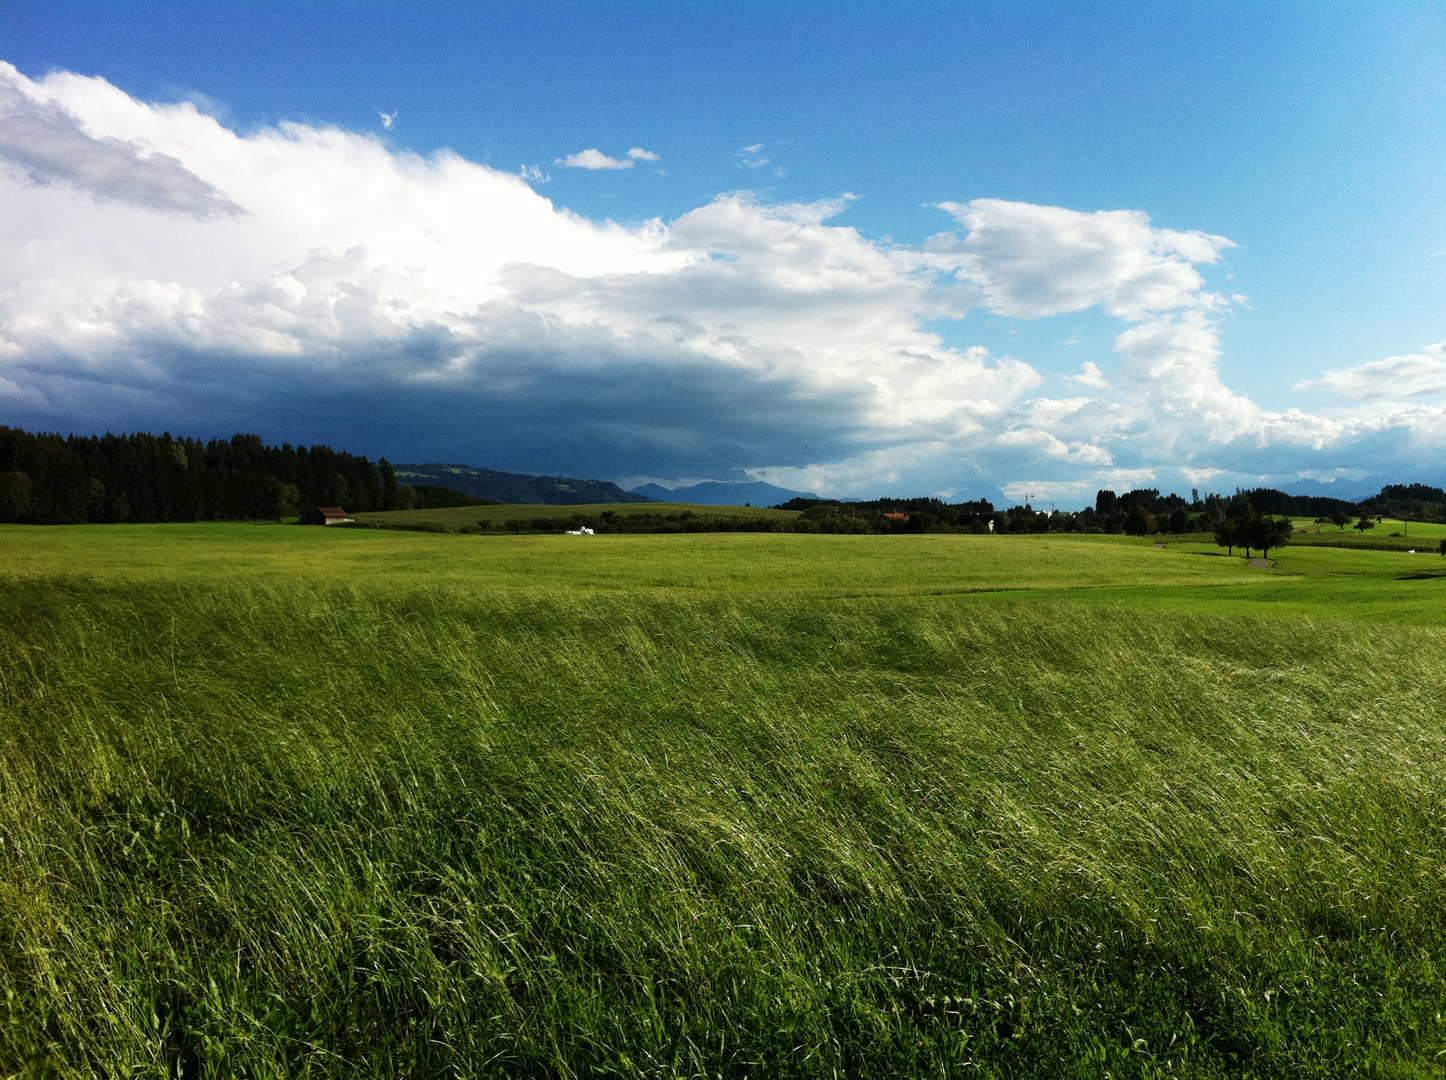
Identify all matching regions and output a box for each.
[1,2,1444,503]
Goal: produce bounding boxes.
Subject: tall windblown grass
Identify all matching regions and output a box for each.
[2,577,1445,1076]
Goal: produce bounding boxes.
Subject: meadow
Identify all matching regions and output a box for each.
[3,525,1446,1077]
[353,502,802,532]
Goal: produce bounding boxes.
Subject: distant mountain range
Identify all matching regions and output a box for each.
[629,480,821,506]
[1278,478,1381,503]
[395,464,651,505]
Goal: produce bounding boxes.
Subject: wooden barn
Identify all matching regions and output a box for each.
[301,506,353,526]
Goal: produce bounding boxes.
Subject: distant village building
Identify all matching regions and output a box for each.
[882,512,909,521]
[302,506,354,526]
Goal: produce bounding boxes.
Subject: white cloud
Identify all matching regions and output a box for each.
[1299,342,1446,400]
[377,109,397,130]
[938,199,1232,320]
[2,60,1443,502]
[557,147,653,170]
[1063,360,1110,388]
[1181,467,1223,485]
[738,143,769,169]
[0,68,241,218]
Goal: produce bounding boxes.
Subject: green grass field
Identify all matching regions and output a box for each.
[1288,517,1446,552]
[4,526,1446,1077]
[1292,516,1446,539]
[354,501,801,531]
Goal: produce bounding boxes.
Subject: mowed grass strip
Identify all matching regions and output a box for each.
[3,569,1446,1077]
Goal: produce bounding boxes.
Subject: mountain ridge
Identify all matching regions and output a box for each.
[395,464,653,505]
[630,480,822,506]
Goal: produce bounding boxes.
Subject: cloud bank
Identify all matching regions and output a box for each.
[1,60,1442,500]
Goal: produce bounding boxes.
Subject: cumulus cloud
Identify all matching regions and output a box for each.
[1,59,1441,501]
[1299,343,1446,400]
[0,65,240,218]
[557,147,657,170]
[938,199,1231,320]
[1064,361,1110,389]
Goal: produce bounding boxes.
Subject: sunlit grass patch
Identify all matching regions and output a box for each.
[3,527,1446,1075]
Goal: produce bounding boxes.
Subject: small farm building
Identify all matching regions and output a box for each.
[302,506,353,526]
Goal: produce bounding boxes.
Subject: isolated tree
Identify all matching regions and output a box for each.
[1214,517,1240,555]
[1354,515,1376,534]
[1313,515,1329,530]
[268,480,300,523]
[1272,515,1295,554]
[1124,506,1157,536]
[1247,515,1293,558]
[1331,510,1352,531]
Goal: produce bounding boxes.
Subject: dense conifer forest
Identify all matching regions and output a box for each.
[0,427,390,524]
[0,427,645,524]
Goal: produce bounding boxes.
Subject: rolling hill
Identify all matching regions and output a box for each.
[629,479,820,506]
[395,463,652,504]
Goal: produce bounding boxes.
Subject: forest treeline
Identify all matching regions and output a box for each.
[0,427,412,524]
[770,492,1228,535]
[483,494,1273,539]
[1,424,1442,528]
[1243,484,1446,522]
[0,426,650,524]
[774,483,1446,537]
